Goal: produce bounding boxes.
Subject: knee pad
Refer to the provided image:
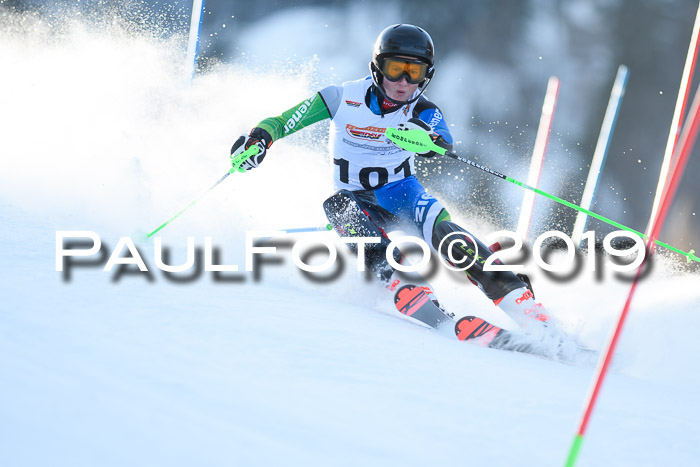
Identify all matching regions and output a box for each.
[431,220,526,301]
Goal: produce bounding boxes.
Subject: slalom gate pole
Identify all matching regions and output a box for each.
[278,224,333,234]
[571,64,629,247]
[256,224,334,242]
[385,127,699,264]
[516,76,559,241]
[646,0,700,241]
[564,80,700,467]
[185,0,205,84]
[146,146,259,238]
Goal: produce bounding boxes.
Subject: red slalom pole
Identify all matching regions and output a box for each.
[646,0,700,241]
[565,85,700,467]
[516,76,559,241]
[648,88,700,245]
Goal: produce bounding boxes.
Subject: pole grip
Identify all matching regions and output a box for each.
[229,145,261,173]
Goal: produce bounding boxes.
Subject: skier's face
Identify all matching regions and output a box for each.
[382,75,419,101]
[381,55,420,101]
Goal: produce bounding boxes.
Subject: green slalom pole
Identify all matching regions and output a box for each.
[565,435,585,467]
[385,127,699,264]
[146,145,260,238]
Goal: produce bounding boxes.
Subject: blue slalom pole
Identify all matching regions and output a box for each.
[257,225,333,242]
[279,225,333,235]
[571,64,629,247]
[185,0,205,84]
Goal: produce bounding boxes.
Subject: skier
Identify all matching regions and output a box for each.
[231,24,559,349]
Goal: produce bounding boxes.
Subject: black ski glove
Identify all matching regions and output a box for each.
[397,117,451,158]
[230,127,273,171]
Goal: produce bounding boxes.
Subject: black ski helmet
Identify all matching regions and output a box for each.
[370,24,435,105]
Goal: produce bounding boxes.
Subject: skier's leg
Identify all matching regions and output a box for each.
[431,219,526,301]
[368,176,545,330]
[365,176,568,351]
[430,218,559,336]
[322,189,400,284]
[369,177,526,301]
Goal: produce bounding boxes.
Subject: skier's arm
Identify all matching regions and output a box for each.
[255,89,334,142]
[413,97,453,146]
[231,88,335,171]
[410,97,453,157]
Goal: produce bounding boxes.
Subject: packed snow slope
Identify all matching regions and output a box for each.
[1,10,699,467]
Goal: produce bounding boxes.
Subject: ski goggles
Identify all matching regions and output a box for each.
[381,57,429,84]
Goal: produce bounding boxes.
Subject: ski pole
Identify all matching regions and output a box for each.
[146,145,260,238]
[385,127,699,264]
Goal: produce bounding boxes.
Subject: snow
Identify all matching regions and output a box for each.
[1,10,699,467]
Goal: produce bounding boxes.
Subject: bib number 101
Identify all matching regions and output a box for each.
[334,157,411,190]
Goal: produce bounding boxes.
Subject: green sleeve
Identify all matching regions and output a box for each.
[255,92,331,142]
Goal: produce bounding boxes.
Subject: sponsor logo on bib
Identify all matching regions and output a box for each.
[345,124,386,141]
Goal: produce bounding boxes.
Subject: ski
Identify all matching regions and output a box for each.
[387,276,595,362]
[389,281,502,343]
[388,276,507,342]
[454,315,505,346]
[389,279,591,357]
[392,282,450,328]
[389,279,508,345]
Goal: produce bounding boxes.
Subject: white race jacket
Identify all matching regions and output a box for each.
[327,78,419,191]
